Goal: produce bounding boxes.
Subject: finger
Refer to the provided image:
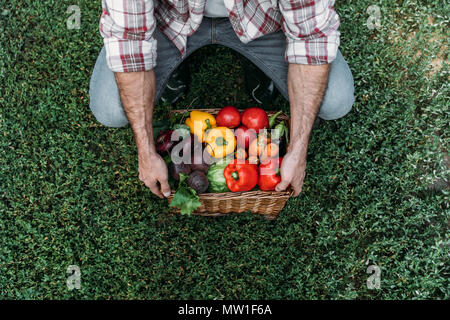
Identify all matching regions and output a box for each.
[292,184,302,197]
[275,179,290,192]
[292,180,304,197]
[159,178,172,198]
[148,182,164,199]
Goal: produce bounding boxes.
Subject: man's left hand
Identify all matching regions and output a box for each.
[276,63,330,197]
[275,142,307,196]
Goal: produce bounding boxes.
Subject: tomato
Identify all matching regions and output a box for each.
[260,142,279,162]
[248,135,270,158]
[241,107,269,132]
[258,157,283,191]
[234,125,257,149]
[216,106,241,128]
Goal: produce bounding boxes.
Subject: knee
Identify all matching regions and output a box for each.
[88,50,129,128]
[89,98,129,128]
[318,77,354,121]
[318,51,354,121]
[89,82,129,128]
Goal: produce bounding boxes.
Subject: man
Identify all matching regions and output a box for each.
[89,0,354,199]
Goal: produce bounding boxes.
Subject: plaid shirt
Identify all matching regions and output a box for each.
[100,0,340,73]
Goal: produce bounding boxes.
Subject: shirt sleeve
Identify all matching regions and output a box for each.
[279,0,340,65]
[99,0,157,72]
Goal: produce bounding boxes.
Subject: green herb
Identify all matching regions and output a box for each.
[268,111,283,129]
[273,122,289,144]
[169,173,202,215]
[163,155,172,165]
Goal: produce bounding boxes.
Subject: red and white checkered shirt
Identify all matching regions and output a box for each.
[100,0,340,73]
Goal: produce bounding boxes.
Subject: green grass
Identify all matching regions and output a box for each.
[0,0,448,299]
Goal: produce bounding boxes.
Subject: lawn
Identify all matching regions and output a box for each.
[0,0,448,299]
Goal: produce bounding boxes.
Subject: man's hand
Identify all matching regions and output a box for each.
[138,152,171,198]
[114,70,171,198]
[275,141,307,196]
[275,63,330,196]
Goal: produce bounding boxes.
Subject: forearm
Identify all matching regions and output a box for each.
[287,63,329,154]
[114,70,157,158]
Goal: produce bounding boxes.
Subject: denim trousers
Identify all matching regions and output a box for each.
[89,17,354,127]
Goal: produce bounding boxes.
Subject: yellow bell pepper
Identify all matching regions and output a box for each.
[185,110,216,142]
[204,127,236,158]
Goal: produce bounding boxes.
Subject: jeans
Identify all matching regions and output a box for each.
[89,17,354,128]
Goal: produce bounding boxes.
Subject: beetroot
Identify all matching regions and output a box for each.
[187,171,209,194]
[191,147,211,173]
[169,162,191,181]
[156,130,174,154]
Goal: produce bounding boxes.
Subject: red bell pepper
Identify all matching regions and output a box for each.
[258,157,283,191]
[224,160,258,192]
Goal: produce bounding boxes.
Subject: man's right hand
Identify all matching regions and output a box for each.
[138,151,171,198]
[114,70,172,198]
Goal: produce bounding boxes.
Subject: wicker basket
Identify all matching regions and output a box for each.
[167,109,292,220]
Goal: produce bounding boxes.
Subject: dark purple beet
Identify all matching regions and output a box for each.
[190,146,210,173]
[191,162,209,173]
[187,170,209,194]
[169,162,191,181]
[156,130,174,154]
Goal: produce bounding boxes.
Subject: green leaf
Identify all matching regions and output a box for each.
[272,123,285,140]
[172,123,190,131]
[169,173,202,215]
[268,111,283,129]
[163,155,172,165]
